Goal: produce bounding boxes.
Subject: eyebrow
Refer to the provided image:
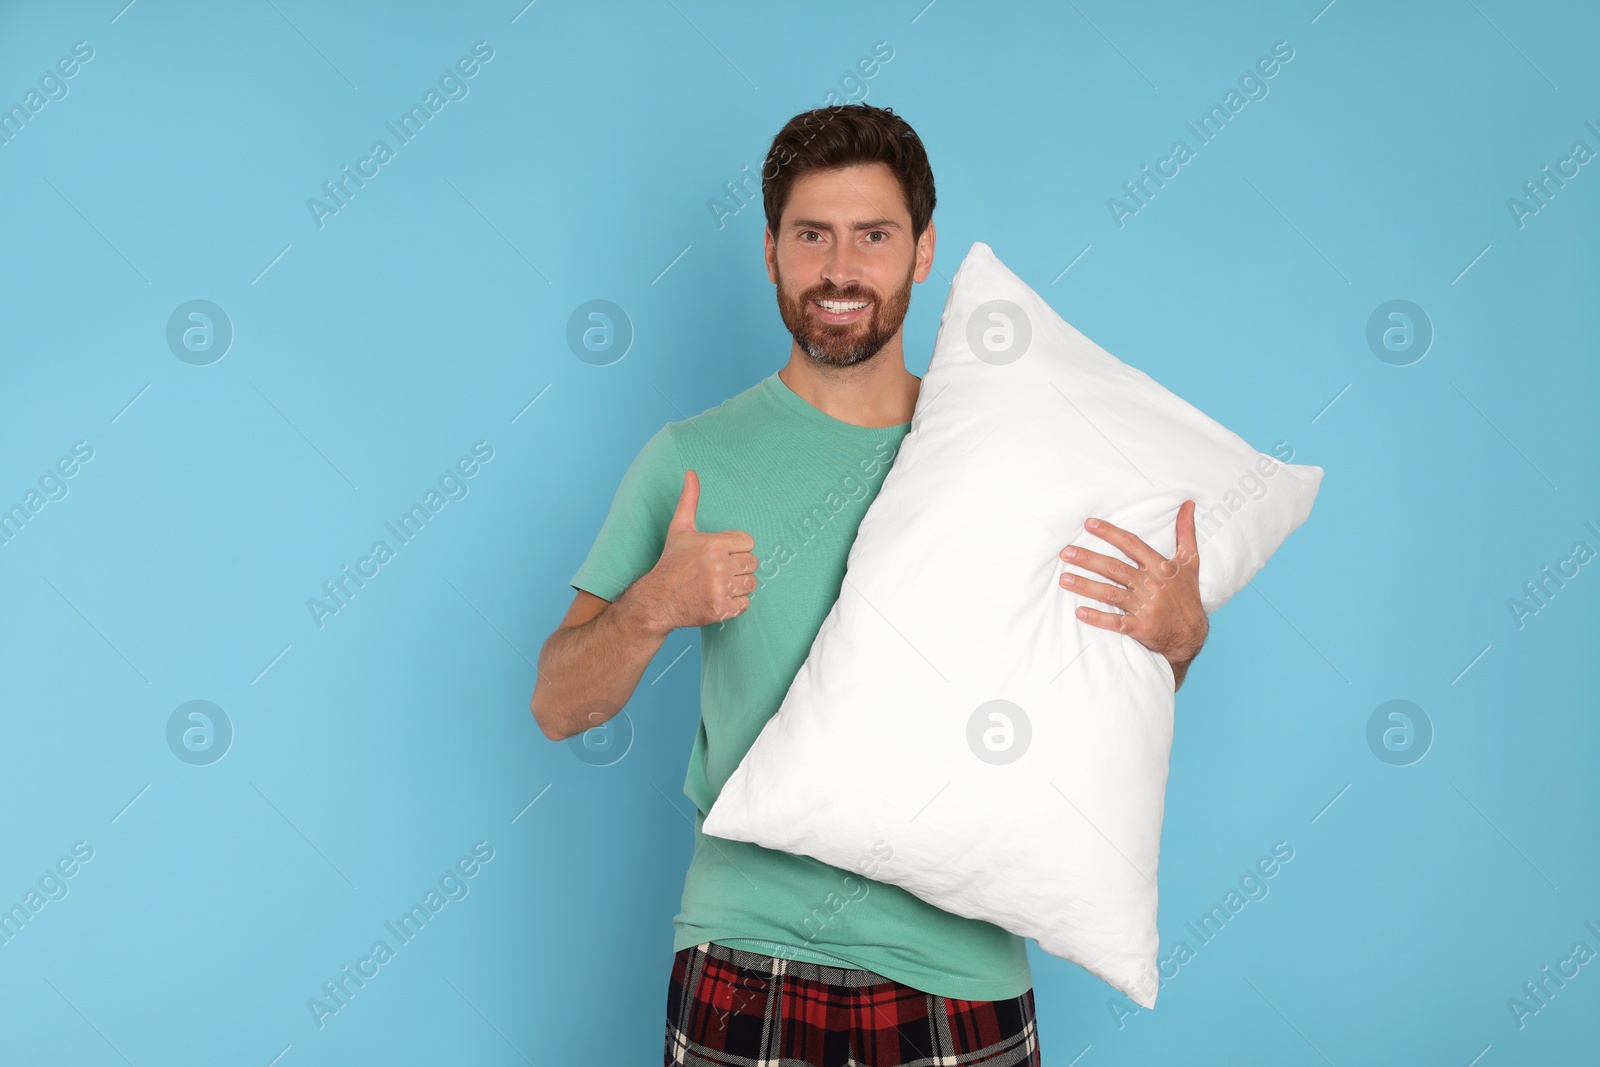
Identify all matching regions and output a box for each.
[787,218,904,234]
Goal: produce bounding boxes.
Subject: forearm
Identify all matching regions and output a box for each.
[1171,660,1187,691]
[1170,654,1195,692]
[532,579,671,741]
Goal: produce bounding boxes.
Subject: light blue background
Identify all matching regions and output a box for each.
[2,1,1596,1064]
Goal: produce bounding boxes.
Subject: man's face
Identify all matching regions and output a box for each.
[765,162,935,369]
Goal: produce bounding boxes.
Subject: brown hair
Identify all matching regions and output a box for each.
[761,103,936,243]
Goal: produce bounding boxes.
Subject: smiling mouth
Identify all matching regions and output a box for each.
[812,298,871,324]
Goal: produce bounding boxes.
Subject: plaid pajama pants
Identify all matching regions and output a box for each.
[664,940,1041,1067]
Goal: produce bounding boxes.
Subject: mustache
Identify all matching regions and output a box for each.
[806,287,875,303]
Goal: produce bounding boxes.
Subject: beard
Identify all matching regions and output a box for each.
[774,254,916,369]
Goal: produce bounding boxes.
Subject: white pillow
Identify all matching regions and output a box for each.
[702,241,1323,1008]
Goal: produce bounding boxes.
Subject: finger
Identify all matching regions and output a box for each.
[1059,570,1127,608]
[715,589,752,623]
[718,529,756,554]
[1059,545,1139,588]
[670,469,700,532]
[1073,604,1128,633]
[1083,517,1165,571]
[728,551,759,575]
[1174,500,1199,566]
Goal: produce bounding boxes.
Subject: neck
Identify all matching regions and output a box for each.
[778,345,922,428]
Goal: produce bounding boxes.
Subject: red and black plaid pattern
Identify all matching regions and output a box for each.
[664,940,1041,1067]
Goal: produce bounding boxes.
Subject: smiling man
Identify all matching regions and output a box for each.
[532,103,1206,1067]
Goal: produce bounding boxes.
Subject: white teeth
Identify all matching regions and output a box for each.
[818,300,868,312]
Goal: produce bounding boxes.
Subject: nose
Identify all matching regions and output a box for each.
[821,242,865,295]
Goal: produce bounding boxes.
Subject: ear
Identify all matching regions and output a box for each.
[764,227,778,284]
[913,218,936,283]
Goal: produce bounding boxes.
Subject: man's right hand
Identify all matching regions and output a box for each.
[636,469,757,633]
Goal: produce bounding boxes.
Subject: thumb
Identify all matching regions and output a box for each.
[669,468,699,533]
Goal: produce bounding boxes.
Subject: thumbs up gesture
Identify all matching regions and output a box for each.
[638,469,759,631]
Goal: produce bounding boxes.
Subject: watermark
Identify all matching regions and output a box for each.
[1505,919,1600,1030]
[706,41,895,232]
[0,439,95,548]
[967,700,1032,765]
[1107,40,1295,229]
[790,840,893,951]
[0,40,94,148]
[1365,699,1433,766]
[307,441,494,629]
[0,841,95,948]
[307,41,495,230]
[565,700,633,767]
[166,299,234,365]
[743,437,898,600]
[706,434,900,633]
[307,840,495,1029]
[1506,120,1598,231]
[1054,438,1298,597]
[967,299,1032,365]
[566,300,633,366]
[166,700,234,766]
[1365,300,1432,366]
[1190,440,1299,554]
[1111,839,1295,1025]
[714,840,895,1029]
[1507,520,1600,630]
[1054,440,1298,624]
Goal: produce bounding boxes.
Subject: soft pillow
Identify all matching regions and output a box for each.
[702,241,1323,1008]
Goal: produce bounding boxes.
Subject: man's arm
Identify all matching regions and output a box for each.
[1170,656,1194,692]
[533,468,757,742]
[530,585,669,742]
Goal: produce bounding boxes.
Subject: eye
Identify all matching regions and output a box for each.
[866,230,889,243]
[799,230,822,243]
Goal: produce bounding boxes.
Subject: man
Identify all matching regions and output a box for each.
[532,103,1208,1067]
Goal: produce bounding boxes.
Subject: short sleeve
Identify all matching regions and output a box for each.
[569,423,684,602]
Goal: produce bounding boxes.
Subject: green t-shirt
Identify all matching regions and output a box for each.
[568,368,1032,1000]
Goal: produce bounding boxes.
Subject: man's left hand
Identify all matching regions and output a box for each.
[1058,500,1209,689]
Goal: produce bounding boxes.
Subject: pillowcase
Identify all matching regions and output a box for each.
[702,241,1323,1009]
